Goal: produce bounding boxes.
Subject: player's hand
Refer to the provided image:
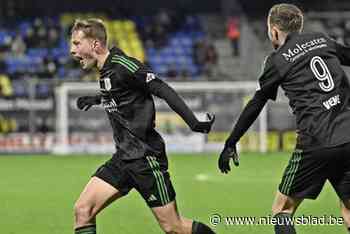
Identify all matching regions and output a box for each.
[218,144,239,174]
[192,113,215,133]
[77,95,101,111]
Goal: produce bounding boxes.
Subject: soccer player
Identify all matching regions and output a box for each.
[70,19,216,234]
[218,3,350,234]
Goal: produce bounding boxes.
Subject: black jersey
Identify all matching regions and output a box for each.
[98,47,209,159]
[258,32,350,151]
[99,47,165,160]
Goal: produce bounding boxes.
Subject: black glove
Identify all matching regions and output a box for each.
[77,95,101,111]
[218,144,239,174]
[192,113,215,133]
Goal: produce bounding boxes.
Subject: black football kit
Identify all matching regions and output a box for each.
[222,32,350,199]
[77,47,214,207]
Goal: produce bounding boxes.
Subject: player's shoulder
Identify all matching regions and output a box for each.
[257,52,279,82]
[261,52,277,72]
[276,31,329,53]
[108,47,149,73]
[110,54,142,74]
[271,32,330,66]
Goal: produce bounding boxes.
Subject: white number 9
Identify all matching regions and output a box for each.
[310,56,334,92]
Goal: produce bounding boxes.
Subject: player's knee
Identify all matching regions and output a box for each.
[340,204,350,228]
[340,200,350,220]
[342,199,350,210]
[272,200,295,215]
[272,203,282,215]
[74,201,95,223]
[160,224,175,234]
[160,221,182,234]
[272,193,300,216]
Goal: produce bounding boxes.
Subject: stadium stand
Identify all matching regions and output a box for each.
[0,11,234,98]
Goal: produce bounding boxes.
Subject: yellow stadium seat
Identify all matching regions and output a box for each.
[134,52,145,62]
[0,74,13,97]
[127,32,138,40]
[124,49,133,57]
[117,39,128,48]
[60,13,76,27]
[123,20,136,32]
[130,39,141,49]
[112,21,124,32]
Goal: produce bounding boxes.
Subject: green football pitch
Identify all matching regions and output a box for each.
[0,152,346,234]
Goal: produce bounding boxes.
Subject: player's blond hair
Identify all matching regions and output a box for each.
[71,18,107,46]
[268,3,304,33]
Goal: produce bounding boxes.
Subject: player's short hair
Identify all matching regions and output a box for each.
[71,18,107,46]
[268,3,304,33]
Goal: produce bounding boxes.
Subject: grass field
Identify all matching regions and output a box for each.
[0,152,346,234]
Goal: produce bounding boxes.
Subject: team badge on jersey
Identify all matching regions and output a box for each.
[103,77,112,91]
[100,77,112,91]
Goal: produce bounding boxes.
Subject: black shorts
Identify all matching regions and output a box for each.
[93,152,176,208]
[279,142,350,200]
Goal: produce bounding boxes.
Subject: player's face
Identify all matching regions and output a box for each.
[267,16,280,50]
[70,30,97,70]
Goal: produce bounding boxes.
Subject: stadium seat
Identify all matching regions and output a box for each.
[142,14,205,77]
[12,81,28,97]
[0,14,206,80]
[123,20,136,33]
[36,83,51,98]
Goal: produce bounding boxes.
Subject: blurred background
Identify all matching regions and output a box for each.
[1,1,350,234]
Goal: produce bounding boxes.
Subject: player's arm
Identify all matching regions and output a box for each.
[147,78,215,134]
[118,63,215,133]
[218,55,281,173]
[76,94,102,111]
[225,91,268,147]
[218,91,268,173]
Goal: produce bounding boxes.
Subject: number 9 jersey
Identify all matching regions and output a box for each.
[257,32,350,152]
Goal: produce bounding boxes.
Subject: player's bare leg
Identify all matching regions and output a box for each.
[74,177,123,233]
[340,199,350,232]
[151,200,215,234]
[272,191,303,234]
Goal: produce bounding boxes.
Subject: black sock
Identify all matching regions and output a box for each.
[348,227,350,233]
[75,225,96,234]
[274,212,296,234]
[192,221,216,234]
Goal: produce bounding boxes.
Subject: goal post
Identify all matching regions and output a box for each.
[53,81,267,154]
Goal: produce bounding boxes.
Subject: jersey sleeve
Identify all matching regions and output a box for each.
[225,91,268,146]
[113,58,162,92]
[111,57,204,130]
[330,38,350,66]
[256,55,282,101]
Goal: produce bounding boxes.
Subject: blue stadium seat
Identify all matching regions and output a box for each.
[18,22,31,36]
[146,48,157,56]
[27,48,49,58]
[57,67,66,78]
[190,31,205,40]
[36,83,51,98]
[51,47,68,57]
[0,32,11,45]
[12,81,28,97]
[170,37,181,46]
